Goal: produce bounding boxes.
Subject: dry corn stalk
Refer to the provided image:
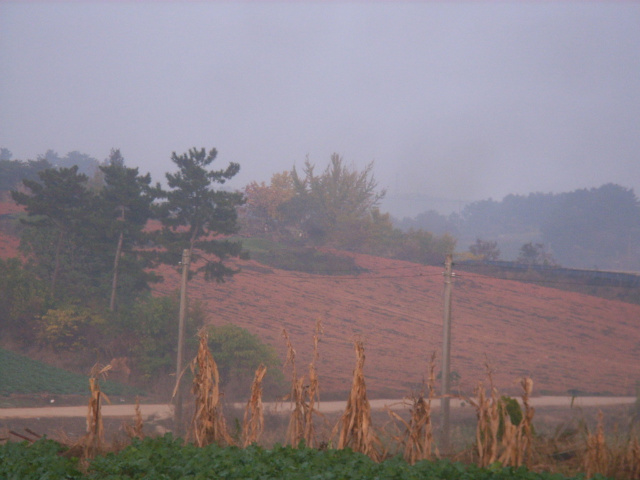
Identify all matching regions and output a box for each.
[497,377,535,467]
[242,364,267,447]
[387,353,438,464]
[190,330,234,447]
[124,396,144,439]
[283,328,305,446]
[468,365,535,469]
[622,436,640,479]
[303,320,323,448]
[519,377,535,466]
[82,363,112,459]
[584,411,609,478]
[469,380,500,467]
[336,340,382,461]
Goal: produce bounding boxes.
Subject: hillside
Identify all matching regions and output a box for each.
[1,198,638,399]
[152,250,640,398]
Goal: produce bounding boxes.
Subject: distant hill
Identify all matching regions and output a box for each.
[399,184,640,271]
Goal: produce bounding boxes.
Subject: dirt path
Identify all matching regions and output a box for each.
[0,396,635,419]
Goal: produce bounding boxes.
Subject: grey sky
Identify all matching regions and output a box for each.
[1,2,639,215]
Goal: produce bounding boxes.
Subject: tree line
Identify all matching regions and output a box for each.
[397,184,640,270]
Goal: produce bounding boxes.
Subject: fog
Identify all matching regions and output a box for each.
[1,2,639,216]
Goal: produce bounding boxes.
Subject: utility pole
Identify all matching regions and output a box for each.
[174,248,190,435]
[441,253,454,452]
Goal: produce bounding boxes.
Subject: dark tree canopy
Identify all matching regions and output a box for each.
[98,149,158,310]
[517,242,556,266]
[12,166,92,297]
[0,158,52,191]
[469,238,501,261]
[156,147,245,282]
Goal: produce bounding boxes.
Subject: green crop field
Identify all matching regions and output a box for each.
[0,435,604,480]
[0,348,141,398]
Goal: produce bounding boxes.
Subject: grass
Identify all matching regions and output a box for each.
[0,347,142,400]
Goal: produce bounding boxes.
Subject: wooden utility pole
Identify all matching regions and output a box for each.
[174,248,190,435]
[441,253,454,452]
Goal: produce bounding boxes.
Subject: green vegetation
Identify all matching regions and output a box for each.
[0,347,139,397]
[206,323,285,399]
[0,436,605,480]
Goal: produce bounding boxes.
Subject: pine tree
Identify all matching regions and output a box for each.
[155,147,246,282]
[99,149,157,310]
[12,166,92,297]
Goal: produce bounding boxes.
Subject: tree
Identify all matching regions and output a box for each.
[394,229,457,266]
[469,238,501,261]
[155,147,246,281]
[0,148,13,161]
[282,153,386,246]
[0,158,51,191]
[541,184,640,269]
[12,166,92,297]
[517,242,556,266]
[241,171,295,236]
[99,149,157,311]
[0,258,46,342]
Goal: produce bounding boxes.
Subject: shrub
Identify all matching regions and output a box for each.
[37,306,106,352]
[206,323,285,400]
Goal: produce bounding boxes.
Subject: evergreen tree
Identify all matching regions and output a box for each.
[99,149,158,310]
[155,147,245,281]
[12,166,92,297]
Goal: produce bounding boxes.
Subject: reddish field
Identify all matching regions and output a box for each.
[153,251,640,399]
[1,198,638,398]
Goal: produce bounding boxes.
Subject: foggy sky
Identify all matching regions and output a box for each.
[1,2,639,215]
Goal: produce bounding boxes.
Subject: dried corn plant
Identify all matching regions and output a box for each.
[336,340,382,461]
[242,364,267,447]
[468,379,500,467]
[82,363,112,459]
[190,330,234,447]
[282,323,325,447]
[622,436,640,479]
[303,320,323,448]
[519,377,535,466]
[283,328,305,446]
[387,353,438,464]
[468,366,535,468]
[584,411,609,478]
[124,396,145,439]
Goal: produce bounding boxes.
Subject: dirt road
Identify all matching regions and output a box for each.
[0,396,635,420]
